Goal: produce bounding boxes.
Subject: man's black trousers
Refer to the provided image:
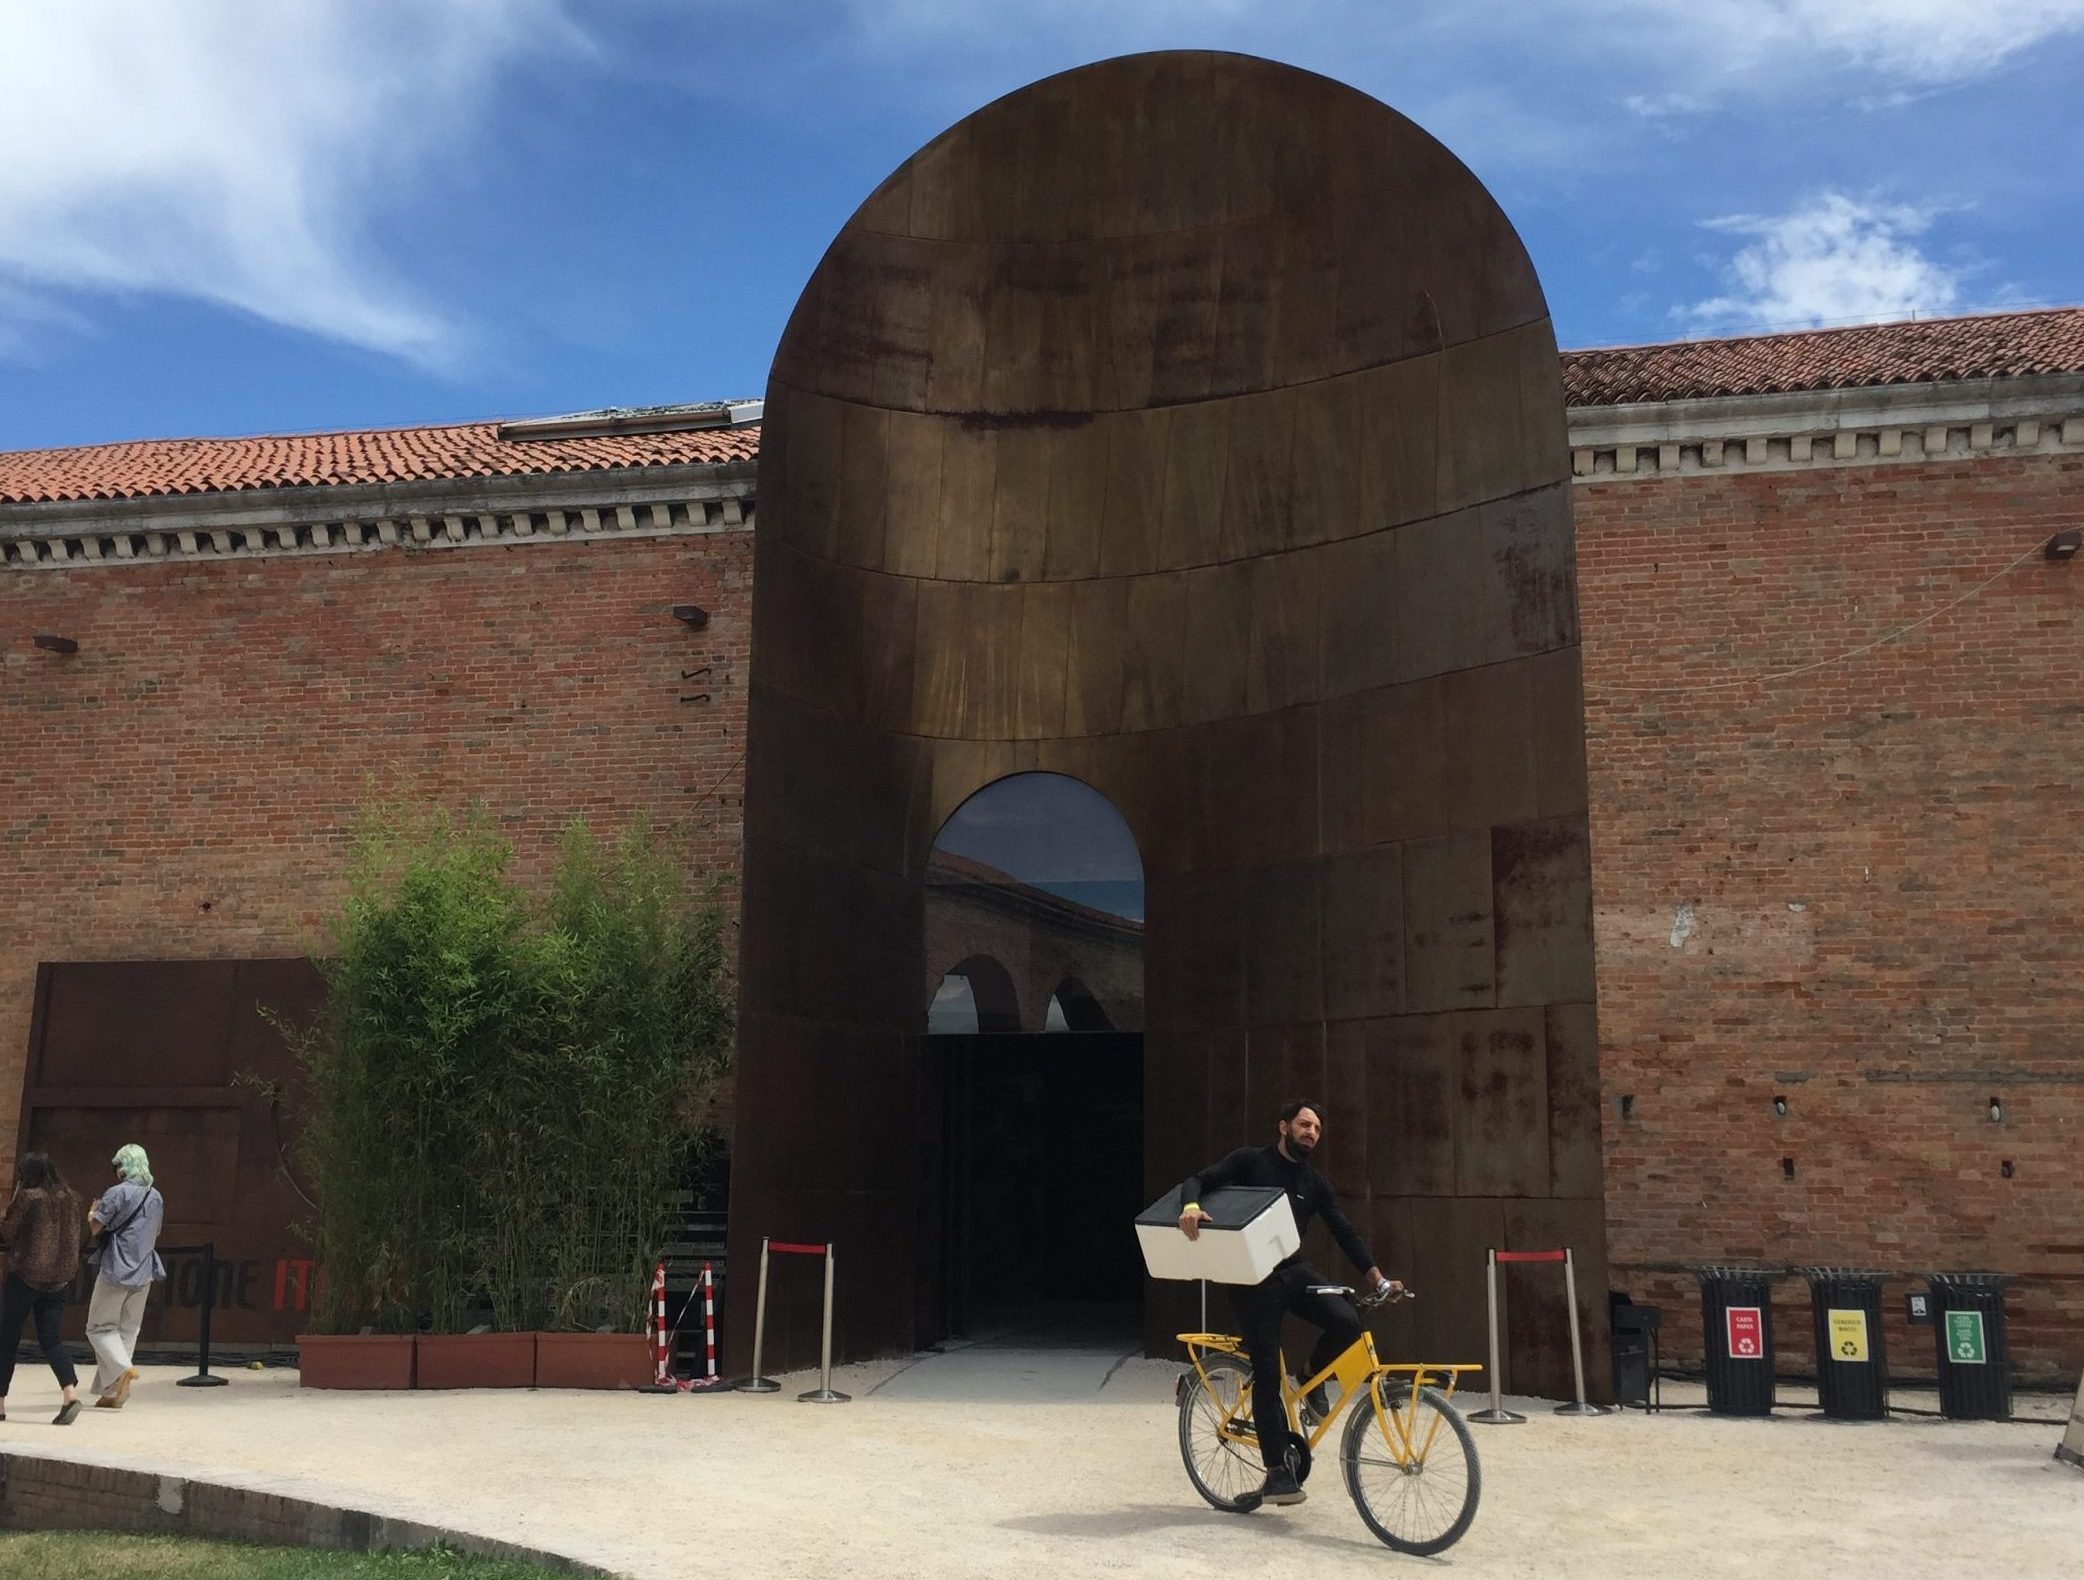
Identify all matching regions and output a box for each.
[1229,1260,1362,1470]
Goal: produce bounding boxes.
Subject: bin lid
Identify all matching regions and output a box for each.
[1136,1184,1288,1230]
[1688,1264,1790,1282]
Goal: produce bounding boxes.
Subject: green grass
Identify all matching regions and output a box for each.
[0,1532,587,1580]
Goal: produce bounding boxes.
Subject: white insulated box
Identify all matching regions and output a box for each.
[1135,1185,1300,1285]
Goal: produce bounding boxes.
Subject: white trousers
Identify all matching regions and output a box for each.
[86,1276,151,1396]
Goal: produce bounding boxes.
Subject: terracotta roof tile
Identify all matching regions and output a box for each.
[5,308,2081,504]
[1561,307,2084,407]
[0,418,758,506]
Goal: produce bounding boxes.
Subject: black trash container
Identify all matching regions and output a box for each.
[1696,1267,1777,1416]
[1610,1294,1663,1410]
[1801,1268,1888,1420]
[1928,1273,2011,1421]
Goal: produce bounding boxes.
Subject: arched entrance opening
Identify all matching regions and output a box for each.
[923,772,1143,1343]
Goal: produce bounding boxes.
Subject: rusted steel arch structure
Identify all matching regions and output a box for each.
[731,50,1606,1392]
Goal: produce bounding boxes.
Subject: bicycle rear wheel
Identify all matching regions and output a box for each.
[1341,1380,1481,1554]
[1177,1357,1265,1512]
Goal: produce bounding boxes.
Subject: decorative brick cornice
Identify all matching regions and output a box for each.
[1567,372,2084,483]
[1,463,754,571]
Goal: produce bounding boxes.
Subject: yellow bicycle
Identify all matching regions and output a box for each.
[1175,1285,1483,1554]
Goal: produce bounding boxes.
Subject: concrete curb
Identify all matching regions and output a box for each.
[0,1445,619,1575]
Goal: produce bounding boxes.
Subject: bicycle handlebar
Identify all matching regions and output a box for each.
[1306,1282,1416,1311]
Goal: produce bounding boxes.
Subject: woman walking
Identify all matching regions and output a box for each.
[0,1152,86,1424]
[86,1142,164,1409]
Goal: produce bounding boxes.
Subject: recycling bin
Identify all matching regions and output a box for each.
[1696,1266,1777,1416]
[1801,1268,1888,1420]
[1928,1272,2011,1421]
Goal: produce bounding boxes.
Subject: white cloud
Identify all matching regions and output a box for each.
[0,0,581,367]
[1685,193,1964,333]
[1717,0,2084,82]
[832,0,2084,88]
[1624,91,1706,119]
[814,0,2084,160]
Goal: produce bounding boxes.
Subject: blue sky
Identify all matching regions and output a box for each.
[2,0,2080,451]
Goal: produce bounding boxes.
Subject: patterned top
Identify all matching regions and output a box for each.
[1,1186,86,1292]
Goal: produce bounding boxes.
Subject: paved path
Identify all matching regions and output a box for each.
[0,1359,2074,1578]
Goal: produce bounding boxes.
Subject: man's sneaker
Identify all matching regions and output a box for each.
[1301,1381,1331,1424]
[1260,1466,1307,1506]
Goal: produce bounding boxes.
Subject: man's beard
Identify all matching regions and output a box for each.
[1286,1135,1315,1161]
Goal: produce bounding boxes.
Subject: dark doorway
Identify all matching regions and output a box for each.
[921,772,1145,1349]
[930,1030,1142,1345]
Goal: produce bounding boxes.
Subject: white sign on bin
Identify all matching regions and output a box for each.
[1135,1185,1300,1286]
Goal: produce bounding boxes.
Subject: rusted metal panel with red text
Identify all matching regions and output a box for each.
[19,957,323,1347]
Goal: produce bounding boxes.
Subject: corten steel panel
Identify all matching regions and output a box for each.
[1492,816,1598,1010]
[1367,1016,1456,1198]
[1449,1007,1552,1199]
[33,960,241,1090]
[21,959,325,1347]
[1502,1197,1614,1403]
[732,51,1602,1383]
[1245,860,1324,1029]
[1402,831,1497,1013]
[1321,843,1406,1022]
[1544,1002,1605,1201]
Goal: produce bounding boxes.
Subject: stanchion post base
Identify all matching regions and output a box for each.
[1467,1408,1527,1425]
[1554,1402,1608,1416]
[798,1388,850,1404]
[175,1375,230,1389]
[735,1377,782,1393]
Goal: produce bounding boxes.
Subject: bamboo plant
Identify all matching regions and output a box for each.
[285,804,731,1336]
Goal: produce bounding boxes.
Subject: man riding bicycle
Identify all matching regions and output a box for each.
[1178,1098,1400,1506]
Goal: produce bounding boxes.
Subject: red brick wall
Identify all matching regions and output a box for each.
[0,533,751,1183]
[1575,454,2084,1383]
[8,445,2081,1388]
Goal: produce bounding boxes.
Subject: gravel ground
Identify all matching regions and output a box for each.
[0,1347,2075,1579]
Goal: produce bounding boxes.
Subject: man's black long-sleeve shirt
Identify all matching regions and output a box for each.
[1183,1145,1376,1275]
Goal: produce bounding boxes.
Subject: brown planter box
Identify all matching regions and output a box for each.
[297,1333,416,1390]
[414,1332,537,1389]
[534,1332,654,1390]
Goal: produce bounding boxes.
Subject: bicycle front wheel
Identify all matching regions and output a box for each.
[1341,1380,1481,1555]
[1177,1356,1264,1512]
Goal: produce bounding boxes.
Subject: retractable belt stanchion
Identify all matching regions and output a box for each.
[737,1239,782,1392]
[1469,1246,1609,1423]
[798,1246,850,1404]
[735,1237,848,1401]
[168,1243,228,1389]
[1554,1247,1604,1417]
[1468,1249,1525,1424]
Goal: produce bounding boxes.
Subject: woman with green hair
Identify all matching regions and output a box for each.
[85,1142,165,1408]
